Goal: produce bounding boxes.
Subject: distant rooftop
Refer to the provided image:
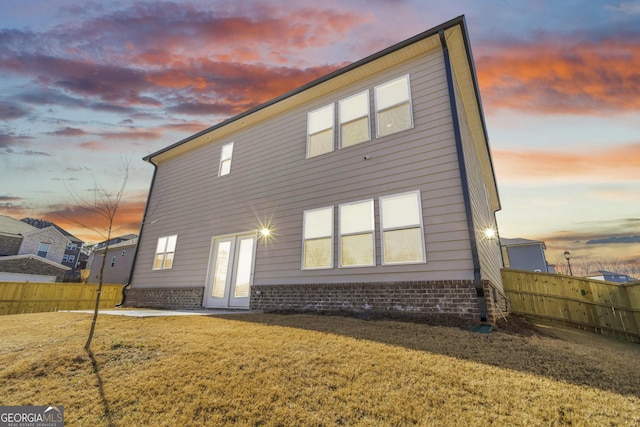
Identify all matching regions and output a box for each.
[500,237,545,247]
[0,215,37,235]
[21,218,83,243]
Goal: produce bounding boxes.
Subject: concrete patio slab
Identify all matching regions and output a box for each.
[61,308,253,317]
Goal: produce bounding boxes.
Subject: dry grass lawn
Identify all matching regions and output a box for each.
[0,311,638,426]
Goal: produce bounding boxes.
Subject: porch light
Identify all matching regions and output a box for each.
[483,227,496,240]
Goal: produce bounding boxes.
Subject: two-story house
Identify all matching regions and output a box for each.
[21,218,84,281]
[87,237,138,284]
[0,215,71,282]
[125,16,506,323]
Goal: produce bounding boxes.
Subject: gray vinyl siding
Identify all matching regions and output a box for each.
[131,46,475,290]
[452,77,504,290]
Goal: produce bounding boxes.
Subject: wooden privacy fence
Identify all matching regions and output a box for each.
[0,282,123,315]
[502,270,640,341]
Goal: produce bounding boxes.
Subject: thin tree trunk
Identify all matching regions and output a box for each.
[85,229,111,350]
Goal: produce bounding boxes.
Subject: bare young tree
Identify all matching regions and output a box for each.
[59,159,130,350]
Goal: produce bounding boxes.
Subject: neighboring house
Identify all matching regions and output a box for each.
[126,16,505,323]
[93,234,137,250]
[87,238,137,284]
[500,237,554,273]
[585,271,637,283]
[21,218,85,281]
[0,215,71,281]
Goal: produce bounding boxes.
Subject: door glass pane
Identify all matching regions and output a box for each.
[233,238,254,298]
[341,233,373,266]
[304,238,332,269]
[381,192,421,228]
[212,241,231,298]
[340,201,373,234]
[383,228,424,263]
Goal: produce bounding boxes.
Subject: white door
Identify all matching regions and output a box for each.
[203,233,256,308]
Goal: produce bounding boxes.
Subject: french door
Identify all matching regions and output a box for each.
[203,233,256,308]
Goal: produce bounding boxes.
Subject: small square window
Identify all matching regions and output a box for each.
[153,235,178,270]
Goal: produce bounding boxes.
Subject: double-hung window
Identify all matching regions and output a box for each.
[339,91,370,148]
[379,191,425,264]
[339,200,375,267]
[153,235,177,270]
[374,75,413,137]
[37,243,50,258]
[302,207,333,269]
[62,254,69,263]
[307,104,334,158]
[219,142,234,176]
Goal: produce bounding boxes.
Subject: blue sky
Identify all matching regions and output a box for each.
[1,0,639,271]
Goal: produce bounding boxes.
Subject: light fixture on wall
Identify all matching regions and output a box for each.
[260,228,271,237]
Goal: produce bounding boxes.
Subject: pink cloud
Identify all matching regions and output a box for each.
[477,35,640,114]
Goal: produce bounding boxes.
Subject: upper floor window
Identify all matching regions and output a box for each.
[62,254,69,263]
[307,104,334,158]
[66,243,77,251]
[69,255,75,263]
[339,200,375,267]
[374,75,413,138]
[302,207,333,269]
[339,91,370,148]
[219,142,234,176]
[379,191,425,264]
[153,235,177,270]
[37,243,50,258]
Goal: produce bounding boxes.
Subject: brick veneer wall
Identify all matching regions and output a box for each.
[124,286,204,310]
[0,257,67,281]
[0,235,22,256]
[251,281,486,320]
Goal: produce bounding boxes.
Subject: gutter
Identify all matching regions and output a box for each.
[439,29,487,322]
[117,160,158,307]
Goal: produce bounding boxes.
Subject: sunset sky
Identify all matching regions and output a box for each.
[1,0,638,270]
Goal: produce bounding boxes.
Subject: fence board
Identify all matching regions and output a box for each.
[502,270,640,341]
[0,282,123,315]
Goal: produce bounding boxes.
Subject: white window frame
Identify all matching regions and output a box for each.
[339,199,375,268]
[62,254,69,263]
[379,190,426,265]
[153,235,178,270]
[339,91,371,149]
[66,243,77,251]
[302,206,334,270]
[306,104,335,158]
[218,142,234,176]
[374,74,414,138]
[37,243,50,258]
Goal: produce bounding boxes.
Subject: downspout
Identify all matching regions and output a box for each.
[439,30,488,322]
[116,159,158,307]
